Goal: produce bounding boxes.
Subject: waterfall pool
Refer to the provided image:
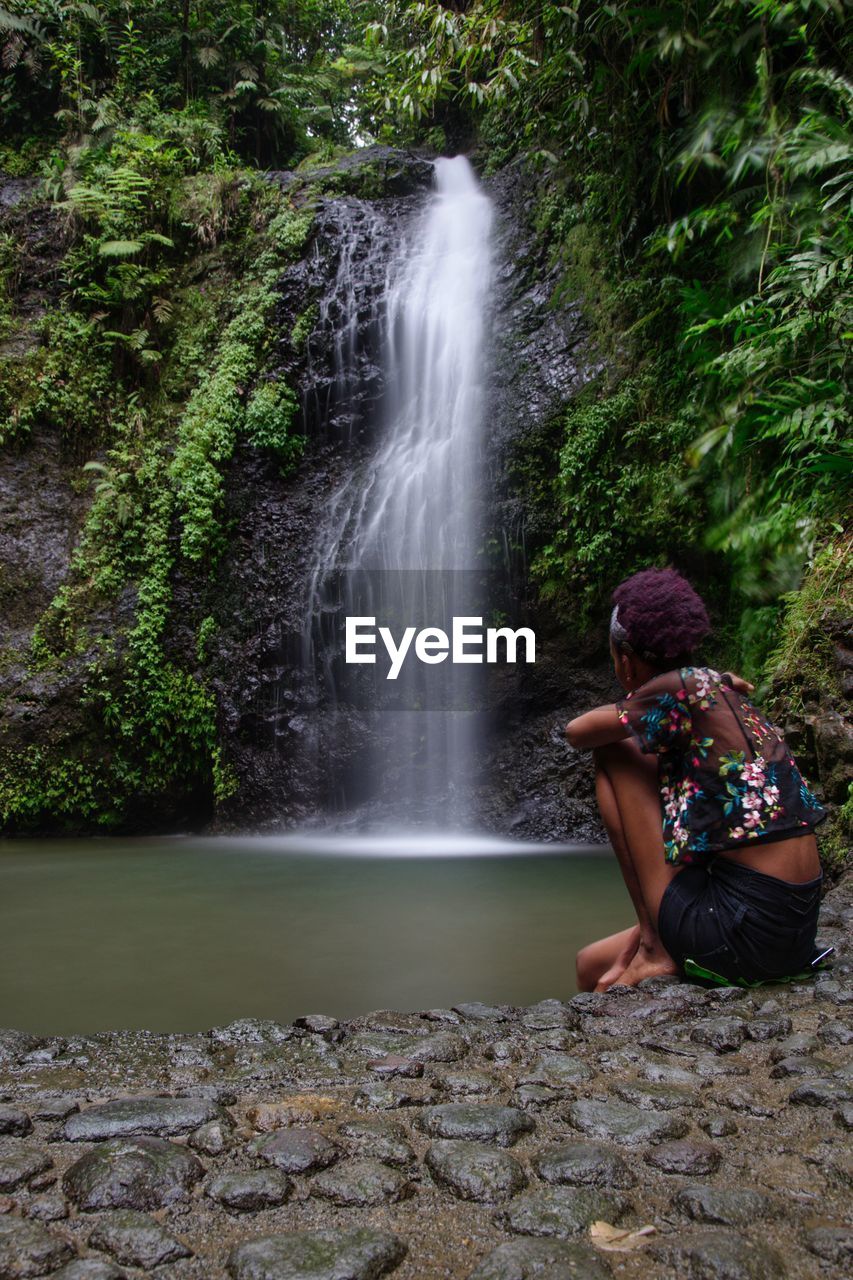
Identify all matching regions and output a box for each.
[0,836,629,1034]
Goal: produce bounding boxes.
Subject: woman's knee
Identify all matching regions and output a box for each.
[575,943,599,991]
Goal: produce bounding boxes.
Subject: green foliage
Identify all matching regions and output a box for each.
[527,374,700,624]
[244,379,304,469]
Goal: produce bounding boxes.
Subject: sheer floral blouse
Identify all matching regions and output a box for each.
[615,666,826,865]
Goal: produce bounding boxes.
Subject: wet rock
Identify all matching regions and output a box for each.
[521,1054,593,1089]
[226,1227,407,1280]
[804,1226,853,1264]
[567,1098,688,1147]
[367,1055,423,1078]
[337,1119,415,1169]
[769,1033,820,1060]
[294,1015,340,1035]
[25,1192,68,1222]
[745,1016,793,1042]
[690,1018,748,1053]
[453,1003,513,1022]
[62,1095,220,1141]
[31,1100,79,1123]
[651,1229,784,1279]
[54,1263,125,1280]
[352,1082,419,1110]
[405,1033,469,1064]
[513,1084,561,1109]
[254,1128,340,1174]
[206,1169,292,1211]
[499,1186,629,1238]
[614,1081,694,1111]
[188,1118,233,1156]
[699,1115,738,1138]
[0,1215,74,1276]
[789,1079,852,1108]
[817,1019,853,1047]
[209,1019,295,1045]
[719,1088,775,1118]
[62,1136,204,1211]
[468,1238,611,1280]
[310,1158,412,1207]
[416,1104,534,1147]
[344,1032,416,1060]
[770,1052,834,1078]
[87,1211,191,1268]
[0,1032,41,1065]
[0,1109,32,1138]
[429,1068,496,1096]
[835,1103,853,1130]
[675,1185,777,1226]
[521,1001,579,1031]
[425,1141,526,1203]
[645,1140,721,1176]
[532,1141,636,1189]
[54,1262,126,1280]
[0,1148,52,1192]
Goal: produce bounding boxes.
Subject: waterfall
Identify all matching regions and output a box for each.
[307,156,494,827]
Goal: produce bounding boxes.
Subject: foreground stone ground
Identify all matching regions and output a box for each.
[1,877,851,1280]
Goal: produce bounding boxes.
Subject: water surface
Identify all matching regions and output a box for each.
[0,835,628,1034]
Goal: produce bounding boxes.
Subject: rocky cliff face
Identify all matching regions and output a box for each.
[2,149,845,847]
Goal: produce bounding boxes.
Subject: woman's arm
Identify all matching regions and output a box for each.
[565,704,631,750]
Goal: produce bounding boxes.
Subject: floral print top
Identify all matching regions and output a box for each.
[616,666,827,865]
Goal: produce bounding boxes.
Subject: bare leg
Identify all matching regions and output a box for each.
[576,924,640,992]
[584,739,680,988]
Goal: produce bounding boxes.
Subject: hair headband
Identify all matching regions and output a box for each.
[610,604,662,664]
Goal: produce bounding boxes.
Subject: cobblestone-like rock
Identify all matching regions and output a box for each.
[0,1108,32,1138]
[416,1104,534,1146]
[0,866,850,1279]
[0,1147,52,1192]
[310,1158,413,1207]
[567,1098,688,1146]
[54,1261,126,1280]
[645,1139,721,1175]
[337,1119,416,1168]
[428,1068,495,1095]
[499,1186,629,1238]
[188,1118,233,1156]
[468,1238,611,1280]
[63,1136,204,1210]
[651,1229,784,1279]
[206,1169,292,1211]
[804,1225,853,1264]
[26,1191,68,1222]
[87,1210,192,1268]
[424,1141,526,1203]
[227,1228,407,1280]
[675,1185,777,1225]
[254,1128,339,1174]
[689,1018,748,1053]
[0,1214,74,1276]
[521,1054,593,1089]
[532,1141,636,1189]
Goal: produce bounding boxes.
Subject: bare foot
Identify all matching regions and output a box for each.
[605,942,678,989]
[594,924,641,993]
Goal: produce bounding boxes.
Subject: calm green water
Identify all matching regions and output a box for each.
[0,834,628,1034]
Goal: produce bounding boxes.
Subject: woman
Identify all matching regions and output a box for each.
[566,567,827,992]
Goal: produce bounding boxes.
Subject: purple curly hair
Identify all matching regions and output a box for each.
[611,568,710,667]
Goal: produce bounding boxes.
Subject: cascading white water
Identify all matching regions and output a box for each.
[308,156,494,826]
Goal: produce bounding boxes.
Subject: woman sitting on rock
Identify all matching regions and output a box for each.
[566,567,827,991]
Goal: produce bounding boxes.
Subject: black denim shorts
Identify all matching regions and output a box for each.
[657,855,823,983]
